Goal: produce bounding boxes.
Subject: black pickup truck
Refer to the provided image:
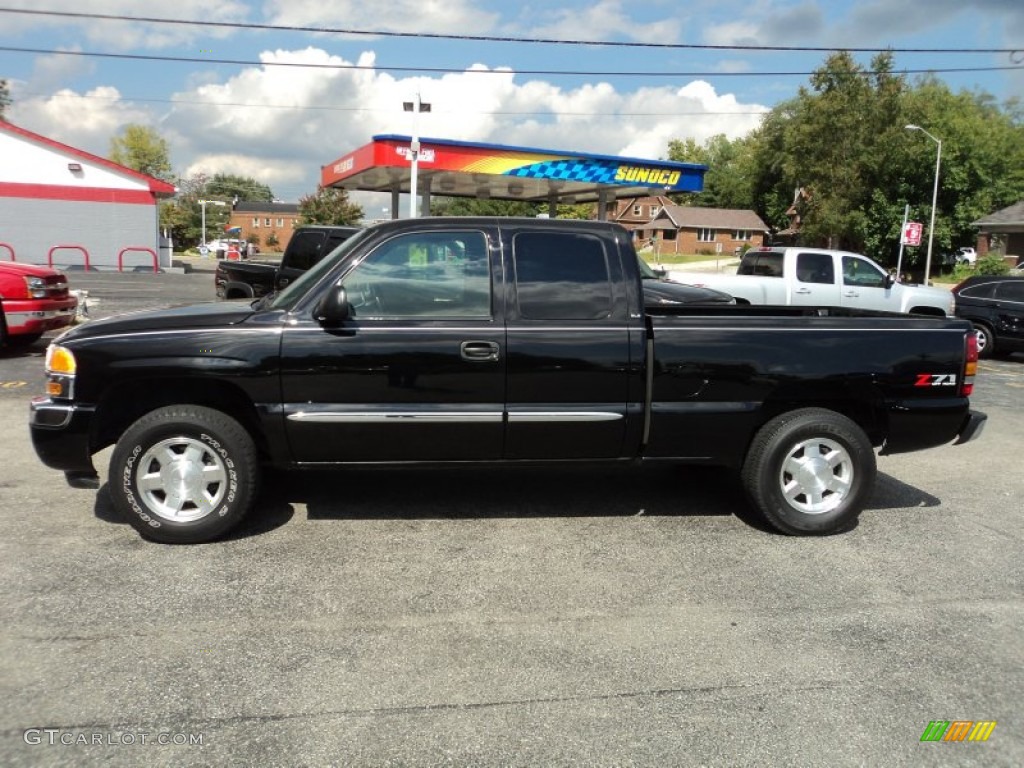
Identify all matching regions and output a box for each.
[214,225,360,299]
[30,217,985,544]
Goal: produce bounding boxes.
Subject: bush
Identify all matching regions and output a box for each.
[975,253,1010,275]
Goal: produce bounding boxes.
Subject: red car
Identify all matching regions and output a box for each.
[0,262,78,347]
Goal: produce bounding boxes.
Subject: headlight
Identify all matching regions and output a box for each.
[45,344,77,375]
[24,276,48,299]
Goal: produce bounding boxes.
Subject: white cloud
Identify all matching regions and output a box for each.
[262,0,499,34]
[8,86,152,156]
[0,0,251,49]
[528,0,683,44]
[11,46,768,201]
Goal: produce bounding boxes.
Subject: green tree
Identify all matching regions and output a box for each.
[205,173,273,203]
[740,51,1024,266]
[265,231,280,249]
[0,78,10,120]
[298,185,363,225]
[109,124,173,180]
[430,197,542,217]
[668,134,756,210]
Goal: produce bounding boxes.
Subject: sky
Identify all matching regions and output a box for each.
[1,0,1021,213]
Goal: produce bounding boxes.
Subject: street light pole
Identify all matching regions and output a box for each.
[905,124,942,284]
[403,93,431,218]
[198,199,228,253]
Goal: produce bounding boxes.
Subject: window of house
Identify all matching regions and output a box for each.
[663,230,677,241]
[265,218,271,226]
[276,218,284,227]
[252,218,260,228]
[650,205,660,217]
[632,205,642,216]
[697,228,716,242]
[733,230,751,241]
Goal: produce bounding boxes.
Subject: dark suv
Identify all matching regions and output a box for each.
[952,275,1024,358]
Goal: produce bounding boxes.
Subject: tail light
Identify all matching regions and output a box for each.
[961,331,978,396]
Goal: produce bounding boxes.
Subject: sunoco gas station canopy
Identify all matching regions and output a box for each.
[321,135,706,215]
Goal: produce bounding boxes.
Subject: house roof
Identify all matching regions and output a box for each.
[653,204,769,232]
[0,120,177,196]
[972,201,1024,231]
[233,201,300,214]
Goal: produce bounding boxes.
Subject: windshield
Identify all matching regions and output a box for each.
[267,228,374,311]
[636,255,659,279]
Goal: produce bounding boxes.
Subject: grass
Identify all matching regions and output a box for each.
[638,250,739,266]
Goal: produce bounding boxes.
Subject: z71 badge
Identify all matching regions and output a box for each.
[915,373,958,387]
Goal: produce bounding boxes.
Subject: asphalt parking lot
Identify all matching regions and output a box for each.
[1,271,1021,767]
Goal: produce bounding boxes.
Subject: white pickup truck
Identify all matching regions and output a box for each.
[670,247,954,316]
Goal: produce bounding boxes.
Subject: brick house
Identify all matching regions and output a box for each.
[227,201,301,252]
[611,196,769,257]
[972,201,1024,263]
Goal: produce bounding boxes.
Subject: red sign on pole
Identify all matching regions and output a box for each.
[901,222,923,246]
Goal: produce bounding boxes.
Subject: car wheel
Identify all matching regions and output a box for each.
[109,405,259,544]
[6,332,44,347]
[973,323,995,359]
[741,408,876,535]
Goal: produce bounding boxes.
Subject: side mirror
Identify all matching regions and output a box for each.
[314,285,351,325]
[884,272,896,289]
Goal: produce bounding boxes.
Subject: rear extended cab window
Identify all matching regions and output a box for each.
[737,251,784,277]
[512,232,613,320]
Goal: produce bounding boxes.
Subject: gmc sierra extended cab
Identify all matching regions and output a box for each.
[215,225,360,299]
[30,218,985,544]
[671,246,954,316]
[0,261,78,347]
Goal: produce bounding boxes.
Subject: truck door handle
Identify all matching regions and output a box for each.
[279,278,290,286]
[794,288,812,294]
[461,341,500,362]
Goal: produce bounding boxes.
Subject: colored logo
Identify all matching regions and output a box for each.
[920,720,996,742]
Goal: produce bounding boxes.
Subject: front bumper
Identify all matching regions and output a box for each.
[29,397,97,482]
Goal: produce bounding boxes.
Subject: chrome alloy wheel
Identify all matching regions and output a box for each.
[136,436,228,522]
[778,437,853,515]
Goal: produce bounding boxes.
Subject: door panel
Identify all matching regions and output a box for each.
[503,229,636,460]
[280,228,504,463]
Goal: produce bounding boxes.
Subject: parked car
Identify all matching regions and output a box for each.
[671,247,954,316]
[0,261,78,347]
[952,275,1024,358]
[216,226,361,299]
[956,247,978,266]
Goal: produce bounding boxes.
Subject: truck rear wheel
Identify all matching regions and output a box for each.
[742,408,875,535]
[109,405,259,544]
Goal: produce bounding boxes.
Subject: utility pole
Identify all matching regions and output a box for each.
[403,94,431,218]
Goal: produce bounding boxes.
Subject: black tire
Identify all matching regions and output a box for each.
[109,405,259,544]
[973,323,995,359]
[741,408,876,535]
[6,332,44,347]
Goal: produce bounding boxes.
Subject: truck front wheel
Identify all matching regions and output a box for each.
[742,408,875,535]
[108,405,259,544]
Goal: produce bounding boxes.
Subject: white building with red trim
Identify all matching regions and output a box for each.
[0,121,176,271]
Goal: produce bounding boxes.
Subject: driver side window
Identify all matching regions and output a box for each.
[343,231,491,318]
[842,256,885,288]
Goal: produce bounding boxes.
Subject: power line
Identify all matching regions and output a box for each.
[0,7,1017,55]
[1,45,1019,78]
[13,90,773,116]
